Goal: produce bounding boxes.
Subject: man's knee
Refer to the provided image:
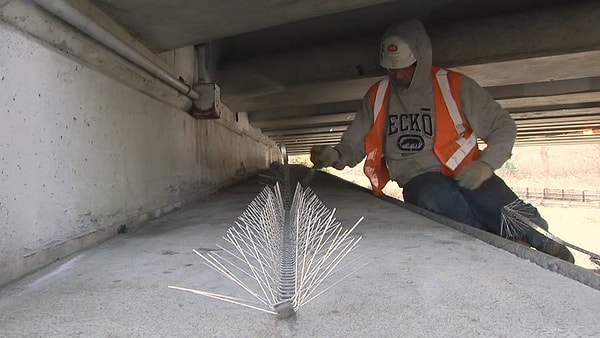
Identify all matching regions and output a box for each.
[412,193,451,214]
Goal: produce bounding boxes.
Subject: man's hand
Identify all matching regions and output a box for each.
[310,145,344,170]
[455,160,493,190]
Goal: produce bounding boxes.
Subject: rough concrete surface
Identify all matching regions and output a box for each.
[1,169,599,337]
[0,17,278,287]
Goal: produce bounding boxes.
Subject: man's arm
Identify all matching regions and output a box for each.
[333,96,374,168]
[310,94,374,169]
[460,76,517,169]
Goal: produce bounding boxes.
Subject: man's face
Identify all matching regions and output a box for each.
[387,62,416,89]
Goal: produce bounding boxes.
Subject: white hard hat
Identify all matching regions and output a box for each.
[380,35,416,69]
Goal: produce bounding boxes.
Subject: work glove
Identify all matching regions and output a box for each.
[455,160,493,190]
[310,145,344,170]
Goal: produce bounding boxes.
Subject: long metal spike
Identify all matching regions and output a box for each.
[167,286,277,315]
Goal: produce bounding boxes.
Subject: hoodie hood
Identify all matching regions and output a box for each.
[381,20,432,92]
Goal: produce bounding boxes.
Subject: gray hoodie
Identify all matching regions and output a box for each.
[335,20,516,186]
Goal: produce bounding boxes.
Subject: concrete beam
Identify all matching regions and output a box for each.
[452,51,600,87]
[516,135,600,146]
[223,77,377,112]
[219,2,600,106]
[511,107,600,119]
[263,125,349,137]
[249,100,360,122]
[252,112,356,130]
[92,0,395,51]
[277,134,344,142]
[431,2,600,66]
[0,0,191,111]
[498,92,600,110]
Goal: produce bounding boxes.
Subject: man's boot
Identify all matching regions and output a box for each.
[504,201,575,263]
[537,238,575,263]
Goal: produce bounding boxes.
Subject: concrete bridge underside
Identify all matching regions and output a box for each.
[82,0,600,153]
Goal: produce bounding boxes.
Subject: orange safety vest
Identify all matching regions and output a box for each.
[363,66,479,197]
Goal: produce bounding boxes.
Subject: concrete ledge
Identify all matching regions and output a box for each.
[321,170,600,291]
[0,167,265,289]
[391,198,600,291]
[0,200,182,289]
[1,169,599,336]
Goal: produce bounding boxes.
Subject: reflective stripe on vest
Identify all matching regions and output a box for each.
[363,77,391,197]
[372,78,390,122]
[432,67,478,174]
[443,134,477,170]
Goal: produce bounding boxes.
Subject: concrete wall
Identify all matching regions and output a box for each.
[0,5,278,287]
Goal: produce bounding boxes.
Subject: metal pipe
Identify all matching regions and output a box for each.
[32,0,200,101]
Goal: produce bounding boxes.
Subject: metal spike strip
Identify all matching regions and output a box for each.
[280,143,292,209]
[289,184,364,310]
[501,199,600,265]
[169,182,364,316]
[500,200,530,240]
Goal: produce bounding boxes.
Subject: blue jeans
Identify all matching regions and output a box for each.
[402,172,548,248]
